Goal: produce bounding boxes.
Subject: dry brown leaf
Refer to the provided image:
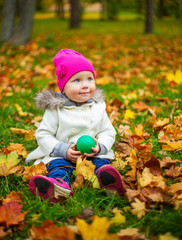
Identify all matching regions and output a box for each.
[139,167,167,190]
[153,118,169,129]
[117,227,147,240]
[160,157,180,168]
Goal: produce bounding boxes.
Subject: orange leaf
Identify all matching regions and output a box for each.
[10,127,35,140]
[2,192,22,204]
[126,150,137,180]
[132,101,149,112]
[0,201,27,227]
[22,162,47,182]
[7,143,28,158]
[30,220,74,240]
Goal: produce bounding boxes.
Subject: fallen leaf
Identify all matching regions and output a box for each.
[153,118,169,129]
[0,226,12,239]
[7,143,28,158]
[124,109,136,120]
[117,227,147,240]
[111,208,126,225]
[75,157,100,188]
[159,232,179,240]
[126,150,137,180]
[15,103,28,117]
[132,101,149,112]
[10,127,35,140]
[160,157,180,168]
[131,198,146,219]
[22,162,47,181]
[76,215,119,240]
[166,69,182,85]
[0,201,27,227]
[139,167,167,190]
[30,220,74,240]
[162,140,182,151]
[0,151,21,176]
[2,192,22,204]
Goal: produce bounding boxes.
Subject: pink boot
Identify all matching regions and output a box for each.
[29,175,74,202]
[98,165,125,196]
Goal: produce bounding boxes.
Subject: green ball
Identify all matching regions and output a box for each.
[76,135,95,154]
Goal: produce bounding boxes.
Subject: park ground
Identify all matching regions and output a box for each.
[0,13,182,239]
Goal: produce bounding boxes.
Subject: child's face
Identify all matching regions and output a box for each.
[63,71,96,103]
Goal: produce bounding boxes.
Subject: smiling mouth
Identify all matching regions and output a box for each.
[80,92,90,94]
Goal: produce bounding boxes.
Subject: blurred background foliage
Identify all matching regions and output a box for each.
[0,0,181,45]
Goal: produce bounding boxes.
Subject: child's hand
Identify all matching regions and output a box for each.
[67,144,81,163]
[84,138,100,158]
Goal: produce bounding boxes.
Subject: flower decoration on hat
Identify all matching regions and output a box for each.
[56,64,66,78]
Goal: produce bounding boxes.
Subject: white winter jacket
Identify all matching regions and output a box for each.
[25,89,116,165]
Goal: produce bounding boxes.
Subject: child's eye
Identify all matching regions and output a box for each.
[88,77,92,81]
[74,79,79,82]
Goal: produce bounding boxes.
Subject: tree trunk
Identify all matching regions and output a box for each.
[100,0,106,20]
[56,0,65,19]
[137,0,143,14]
[70,0,80,28]
[1,0,16,42]
[10,0,36,45]
[145,0,153,34]
[158,0,164,19]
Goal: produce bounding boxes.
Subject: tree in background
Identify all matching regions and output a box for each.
[55,0,65,19]
[1,0,36,45]
[70,0,81,28]
[145,0,153,33]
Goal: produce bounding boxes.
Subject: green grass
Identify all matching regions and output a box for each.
[0,15,182,239]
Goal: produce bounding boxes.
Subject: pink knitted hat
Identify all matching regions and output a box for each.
[53,49,95,92]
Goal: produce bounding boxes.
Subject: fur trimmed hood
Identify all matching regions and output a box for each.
[35,88,105,110]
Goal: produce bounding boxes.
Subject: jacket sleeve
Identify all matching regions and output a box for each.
[96,103,116,151]
[35,109,61,156]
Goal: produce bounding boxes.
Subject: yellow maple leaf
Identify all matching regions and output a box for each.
[15,104,28,117]
[131,198,146,219]
[162,140,182,151]
[76,157,100,188]
[166,69,182,85]
[124,109,136,120]
[111,208,126,225]
[159,232,179,240]
[0,151,22,176]
[76,215,119,240]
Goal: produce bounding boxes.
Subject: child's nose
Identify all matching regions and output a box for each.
[82,81,88,88]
